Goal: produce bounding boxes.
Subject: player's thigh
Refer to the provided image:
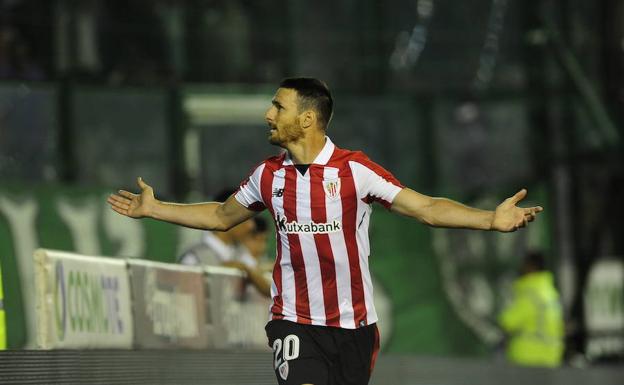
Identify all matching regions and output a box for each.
[276,357,329,385]
[266,320,330,385]
[334,325,379,385]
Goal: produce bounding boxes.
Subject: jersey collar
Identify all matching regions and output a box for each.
[283,136,335,166]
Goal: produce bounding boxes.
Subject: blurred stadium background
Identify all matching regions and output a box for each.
[0,0,623,384]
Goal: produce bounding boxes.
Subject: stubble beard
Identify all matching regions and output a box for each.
[268,121,305,147]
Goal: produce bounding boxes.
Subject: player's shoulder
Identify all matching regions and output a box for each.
[331,146,398,180]
[329,146,372,165]
[330,147,376,167]
[249,153,286,173]
[262,153,287,170]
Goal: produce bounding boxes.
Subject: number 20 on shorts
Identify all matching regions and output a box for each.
[273,334,300,369]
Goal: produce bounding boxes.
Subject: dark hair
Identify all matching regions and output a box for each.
[279,77,333,129]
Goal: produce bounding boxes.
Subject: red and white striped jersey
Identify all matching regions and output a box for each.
[234,137,403,329]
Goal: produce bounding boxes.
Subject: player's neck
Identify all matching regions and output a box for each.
[286,131,326,165]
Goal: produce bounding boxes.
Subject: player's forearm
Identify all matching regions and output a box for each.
[150,201,228,230]
[423,198,494,230]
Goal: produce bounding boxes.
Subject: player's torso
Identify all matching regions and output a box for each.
[251,145,385,327]
[264,162,363,266]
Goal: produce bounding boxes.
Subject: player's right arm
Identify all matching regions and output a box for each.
[107,177,256,231]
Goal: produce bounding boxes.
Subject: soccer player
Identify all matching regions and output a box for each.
[107,77,543,385]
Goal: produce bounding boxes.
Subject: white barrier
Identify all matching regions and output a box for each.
[204,266,271,349]
[34,249,272,350]
[128,259,208,349]
[34,249,134,349]
[584,257,624,359]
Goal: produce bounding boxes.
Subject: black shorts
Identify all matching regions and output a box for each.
[265,319,380,385]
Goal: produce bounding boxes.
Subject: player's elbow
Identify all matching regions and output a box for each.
[209,203,236,231]
[418,212,438,227]
[199,215,231,231]
[410,198,439,227]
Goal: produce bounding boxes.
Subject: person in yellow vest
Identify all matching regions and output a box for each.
[498,251,564,367]
[0,264,6,350]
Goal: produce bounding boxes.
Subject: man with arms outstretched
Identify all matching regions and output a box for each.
[108,78,542,385]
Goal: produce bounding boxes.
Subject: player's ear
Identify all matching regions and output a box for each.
[300,110,315,128]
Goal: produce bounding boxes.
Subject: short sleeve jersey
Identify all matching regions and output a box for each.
[235,137,403,329]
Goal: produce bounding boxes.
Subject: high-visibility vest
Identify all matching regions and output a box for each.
[498,271,564,367]
[0,264,5,350]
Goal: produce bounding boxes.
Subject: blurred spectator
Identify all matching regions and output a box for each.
[177,188,255,267]
[240,215,269,262]
[223,215,271,298]
[498,251,565,367]
[177,188,270,298]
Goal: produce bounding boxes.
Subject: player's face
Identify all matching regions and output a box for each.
[265,88,305,147]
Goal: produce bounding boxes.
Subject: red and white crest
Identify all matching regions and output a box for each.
[323,179,341,199]
[278,361,289,380]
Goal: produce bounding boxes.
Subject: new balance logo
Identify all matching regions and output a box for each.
[276,214,342,234]
[272,188,284,197]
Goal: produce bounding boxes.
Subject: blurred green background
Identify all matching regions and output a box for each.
[0,0,622,365]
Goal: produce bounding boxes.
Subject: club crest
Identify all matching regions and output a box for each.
[278,361,289,380]
[323,179,341,199]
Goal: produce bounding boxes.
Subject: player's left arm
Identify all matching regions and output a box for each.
[390,188,543,232]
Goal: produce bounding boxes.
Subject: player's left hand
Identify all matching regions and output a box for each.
[491,189,543,232]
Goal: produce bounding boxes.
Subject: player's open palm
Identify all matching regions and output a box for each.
[107,177,156,218]
[491,189,543,232]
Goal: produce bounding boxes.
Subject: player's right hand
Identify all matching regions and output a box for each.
[107,177,157,218]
